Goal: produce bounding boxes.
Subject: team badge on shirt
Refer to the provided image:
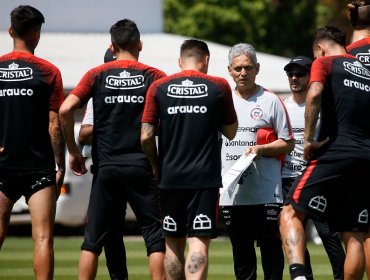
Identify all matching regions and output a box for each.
[355,50,370,67]
[167,79,208,98]
[105,70,145,90]
[0,62,33,81]
[343,60,370,80]
[250,107,263,120]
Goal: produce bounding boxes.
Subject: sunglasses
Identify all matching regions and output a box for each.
[286,71,307,78]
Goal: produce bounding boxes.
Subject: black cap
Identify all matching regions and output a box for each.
[104,48,116,63]
[284,56,312,71]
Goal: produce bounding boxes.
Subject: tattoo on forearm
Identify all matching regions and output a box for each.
[141,123,158,164]
[187,252,206,274]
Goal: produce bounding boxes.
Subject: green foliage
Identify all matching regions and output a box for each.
[164,0,352,57]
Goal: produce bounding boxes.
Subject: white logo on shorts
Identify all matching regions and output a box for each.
[163,215,177,232]
[308,196,327,213]
[193,214,211,230]
[358,209,368,224]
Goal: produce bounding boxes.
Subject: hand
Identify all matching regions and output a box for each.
[69,152,87,176]
[0,146,4,153]
[244,145,263,160]
[152,166,159,180]
[303,137,329,161]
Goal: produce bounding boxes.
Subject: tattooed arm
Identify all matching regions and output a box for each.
[141,122,159,179]
[304,81,328,161]
[49,110,65,198]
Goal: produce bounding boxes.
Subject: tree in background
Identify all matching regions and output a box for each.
[164,0,351,57]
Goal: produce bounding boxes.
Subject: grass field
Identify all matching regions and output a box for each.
[0,236,343,280]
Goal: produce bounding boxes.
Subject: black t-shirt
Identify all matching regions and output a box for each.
[310,54,370,160]
[142,70,237,189]
[347,37,370,69]
[71,60,166,167]
[0,52,64,172]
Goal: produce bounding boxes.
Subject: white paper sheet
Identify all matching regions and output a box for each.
[220,153,256,197]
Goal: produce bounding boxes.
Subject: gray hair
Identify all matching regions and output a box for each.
[228,43,258,66]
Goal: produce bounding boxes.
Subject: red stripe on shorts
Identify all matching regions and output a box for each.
[293,160,317,203]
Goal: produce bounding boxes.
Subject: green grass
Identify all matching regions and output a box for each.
[0,236,345,279]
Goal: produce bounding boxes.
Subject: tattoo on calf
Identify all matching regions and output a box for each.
[285,228,305,264]
[165,255,184,280]
[187,252,206,274]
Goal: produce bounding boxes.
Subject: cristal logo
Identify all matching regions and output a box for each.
[0,62,33,81]
[356,49,370,66]
[167,79,208,98]
[105,70,145,90]
[343,61,370,80]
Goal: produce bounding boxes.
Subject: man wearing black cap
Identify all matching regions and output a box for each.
[282,56,345,280]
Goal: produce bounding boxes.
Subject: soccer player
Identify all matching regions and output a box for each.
[346,2,370,277]
[0,5,65,280]
[346,0,370,69]
[219,43,294,280]
[141,39,238,280]
[77,51,129,280]
[282,56,345,280]
[280,26,370,280]
[59,19,165,280]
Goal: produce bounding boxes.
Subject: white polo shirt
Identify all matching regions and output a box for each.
[220,86,293,206]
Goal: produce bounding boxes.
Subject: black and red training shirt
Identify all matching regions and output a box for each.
[142,69,237,189]
[71,60,166,166]
[0,51,64,173]
[309,54,370,160]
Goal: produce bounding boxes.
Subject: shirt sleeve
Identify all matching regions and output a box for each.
[142,82,160,125]
[220,80,237,125]
[81,98,94,126]
[271,95,294,141]
[49,67,64,111]
[70,70,95,105]
[310,57,330,86]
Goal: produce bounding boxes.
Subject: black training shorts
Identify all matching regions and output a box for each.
[0,170,56,203]
[286,157,370,233]
[160,188,219,238]
[81,164,164,255]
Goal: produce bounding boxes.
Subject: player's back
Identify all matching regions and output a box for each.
[0,51,63,172]
[149,70,231,189]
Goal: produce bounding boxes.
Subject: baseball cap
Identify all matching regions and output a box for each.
[284,56,312,71]
[104,48,116,63]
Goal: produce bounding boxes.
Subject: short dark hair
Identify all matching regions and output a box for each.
[10,5,44,37]
[313,26,346,48]
[180,39,210,59]
[110,19,140,51]
[347,0,370,29]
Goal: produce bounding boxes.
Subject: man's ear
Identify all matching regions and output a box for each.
[178,57,182,69]
[8,26,15,38]
[110,44,119,55]
[138,40,143,52]
[255,63,260,75]
[228,65,232,76]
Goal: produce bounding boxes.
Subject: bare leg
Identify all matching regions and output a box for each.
[0,191,14,249]
[79,250,99,280]
[185,237,210,280]
[28,186,56,280]
[149,251,165,280]
[164,237,186,280]
[342,232,365,280]
[279,204,307,265]
[364,233,370,279]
